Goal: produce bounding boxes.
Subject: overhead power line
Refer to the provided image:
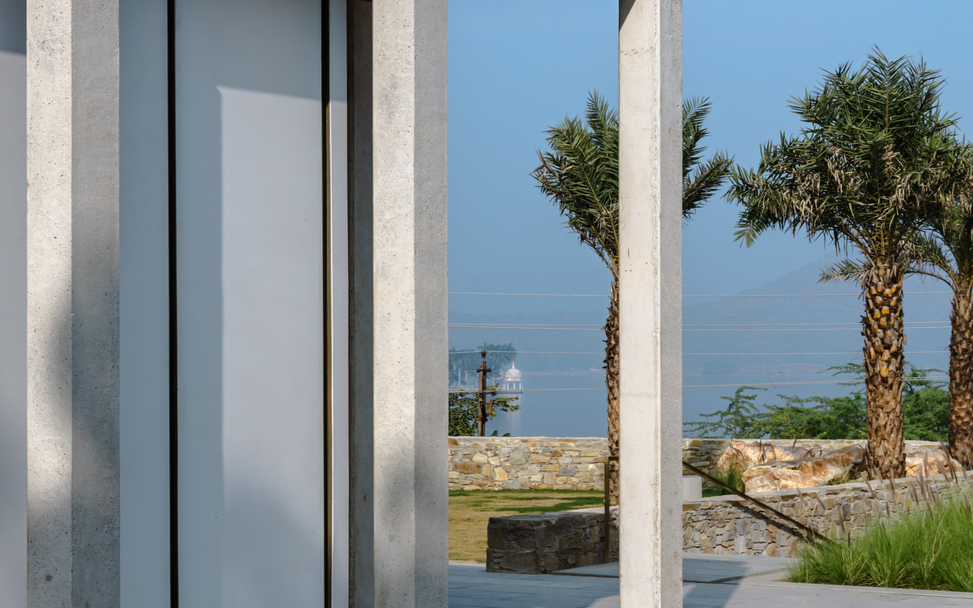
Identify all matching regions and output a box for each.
[684,292,951,298]
[450,291,608,298]
[684,350,945,356]
[449,349,948,356]
[453,321,947,328]
[448,387,606,393]
[450,291,953,298]
[684,326,950,333]
[450,350,605,355]
[449,377,949,392]
[684,377,947,388]
[450,323,951,333]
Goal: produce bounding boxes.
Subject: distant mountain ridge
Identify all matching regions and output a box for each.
[449,253,956,435]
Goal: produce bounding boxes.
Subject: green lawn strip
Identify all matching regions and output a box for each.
[448,489,603,563]
[789,491,973,592]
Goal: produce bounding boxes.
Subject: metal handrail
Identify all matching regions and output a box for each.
[681,460,832,544]
[601,457,831,562]
[603,456,618,562]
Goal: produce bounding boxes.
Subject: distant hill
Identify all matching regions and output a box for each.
[449,253,956,437]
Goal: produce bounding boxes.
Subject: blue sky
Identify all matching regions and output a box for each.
[448,0,973,435]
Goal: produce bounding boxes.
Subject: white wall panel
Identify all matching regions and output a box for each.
[220,87,324,607]
[175,1,323,605]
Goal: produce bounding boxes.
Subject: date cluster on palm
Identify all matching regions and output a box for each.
[862,266,906,479]
[949,294,973,468]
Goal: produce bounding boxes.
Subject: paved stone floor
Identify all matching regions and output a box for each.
[448,554,973,607]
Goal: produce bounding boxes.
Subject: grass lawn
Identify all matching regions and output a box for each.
[448,489,604,563]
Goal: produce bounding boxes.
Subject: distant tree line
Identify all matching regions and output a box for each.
[448,343,516,387]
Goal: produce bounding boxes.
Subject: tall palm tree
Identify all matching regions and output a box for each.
[532,92,731,503]
[728,50,973,479]
[826,199,973,468]
[911,207,973,467]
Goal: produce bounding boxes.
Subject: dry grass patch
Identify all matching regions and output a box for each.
[448,489,603,563]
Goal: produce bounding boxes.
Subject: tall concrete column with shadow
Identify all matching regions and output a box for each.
[349,0,450,605]
[618,0,684,606]
[26,1,121,606]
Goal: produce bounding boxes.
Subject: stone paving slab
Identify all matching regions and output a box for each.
[554,554,793,582]
[449,554,973,608]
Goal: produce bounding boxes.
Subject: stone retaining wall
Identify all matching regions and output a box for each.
[680,439,941,484]
[487,474,973,573]
[448,437,609,490]
[449,437,942,491]
[682,474,969,557]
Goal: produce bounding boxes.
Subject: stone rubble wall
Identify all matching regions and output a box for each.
[681,438,941,489]
[683,474,970,557]
[448,437,609,490]
[449,437,943,491]
[487,474,973,573]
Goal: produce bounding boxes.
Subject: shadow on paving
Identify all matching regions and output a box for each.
[682,557,749,608]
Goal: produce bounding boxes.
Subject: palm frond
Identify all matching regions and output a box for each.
[820,258,868,283]
[728,47,973,276]
[532,91,620,277]
[532,91,732,275]
[683,97,732,218]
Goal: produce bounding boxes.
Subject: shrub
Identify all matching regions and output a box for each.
[789,490,973,592]
[702,466,746,497]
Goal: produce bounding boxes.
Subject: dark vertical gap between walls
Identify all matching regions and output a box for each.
[166,0,179,605]
[323,1,332,606]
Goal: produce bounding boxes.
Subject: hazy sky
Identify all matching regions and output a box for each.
[449,0,973,304]
[447,0,973,435]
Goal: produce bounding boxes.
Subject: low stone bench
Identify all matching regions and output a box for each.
[486,507,618,574]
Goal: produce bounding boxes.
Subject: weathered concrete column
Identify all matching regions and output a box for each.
[618,0,683,606]
[370,0,448,605]
[348,0,375,606]
[26,1,120,606]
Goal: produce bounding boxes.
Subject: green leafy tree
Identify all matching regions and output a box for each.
[684,386,766,439]
[532,92,730,502]
[448,386,519,437]
[727,49,973,477]
[686,363,948,442]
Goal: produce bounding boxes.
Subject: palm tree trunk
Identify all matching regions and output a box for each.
[605,280,620,506]
[949,290,973,468]
[862,263,906,479]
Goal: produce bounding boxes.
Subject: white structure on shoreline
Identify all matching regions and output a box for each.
[500,362,524,395]
[0,0,683,605]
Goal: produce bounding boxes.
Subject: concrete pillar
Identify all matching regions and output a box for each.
[26,1,120,606]
[370,0,448,605]
[348,0,375,606]
[618,1,683,607]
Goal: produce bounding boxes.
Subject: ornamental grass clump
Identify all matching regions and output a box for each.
[789,490,973,592]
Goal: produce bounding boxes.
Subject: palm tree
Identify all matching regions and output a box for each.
[826,199,973,468]
[728,50,973,479]
[532,92,731,503]
[911,207,973,468]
